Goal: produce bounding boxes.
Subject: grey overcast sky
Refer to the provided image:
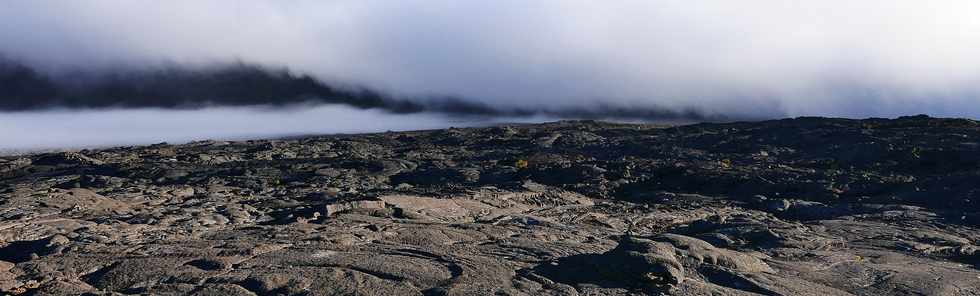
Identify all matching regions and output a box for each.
[1,1,979,119]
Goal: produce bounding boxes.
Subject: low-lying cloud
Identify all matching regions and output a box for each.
[0,105,563,151]
[2,1,980,119]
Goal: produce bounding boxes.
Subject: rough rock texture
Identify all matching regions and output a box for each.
[2,115,980,295]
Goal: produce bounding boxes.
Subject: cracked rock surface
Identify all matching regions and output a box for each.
[2,115,980,295]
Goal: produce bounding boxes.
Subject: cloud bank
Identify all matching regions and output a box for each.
[0,105,563,151]
[2,1,980,119]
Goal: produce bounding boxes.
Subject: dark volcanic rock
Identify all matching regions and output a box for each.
[2,116,980,295]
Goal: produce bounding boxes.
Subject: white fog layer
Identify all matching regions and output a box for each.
[0,106,559,151]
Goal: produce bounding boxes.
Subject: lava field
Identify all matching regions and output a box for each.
[2,115,980,295]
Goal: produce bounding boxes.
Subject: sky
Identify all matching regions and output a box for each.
[1,1,979,149]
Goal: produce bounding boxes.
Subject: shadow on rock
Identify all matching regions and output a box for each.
[530,234,778,294]
[0,235,69,263]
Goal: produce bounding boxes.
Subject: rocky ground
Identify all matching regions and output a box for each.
[2,115,980,295]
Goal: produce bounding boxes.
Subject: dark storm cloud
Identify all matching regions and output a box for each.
[0,57,452,114]
[1,1,979,119]
[0,57,726,121]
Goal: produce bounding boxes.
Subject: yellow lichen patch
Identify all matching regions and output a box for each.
[515,159,529,170]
